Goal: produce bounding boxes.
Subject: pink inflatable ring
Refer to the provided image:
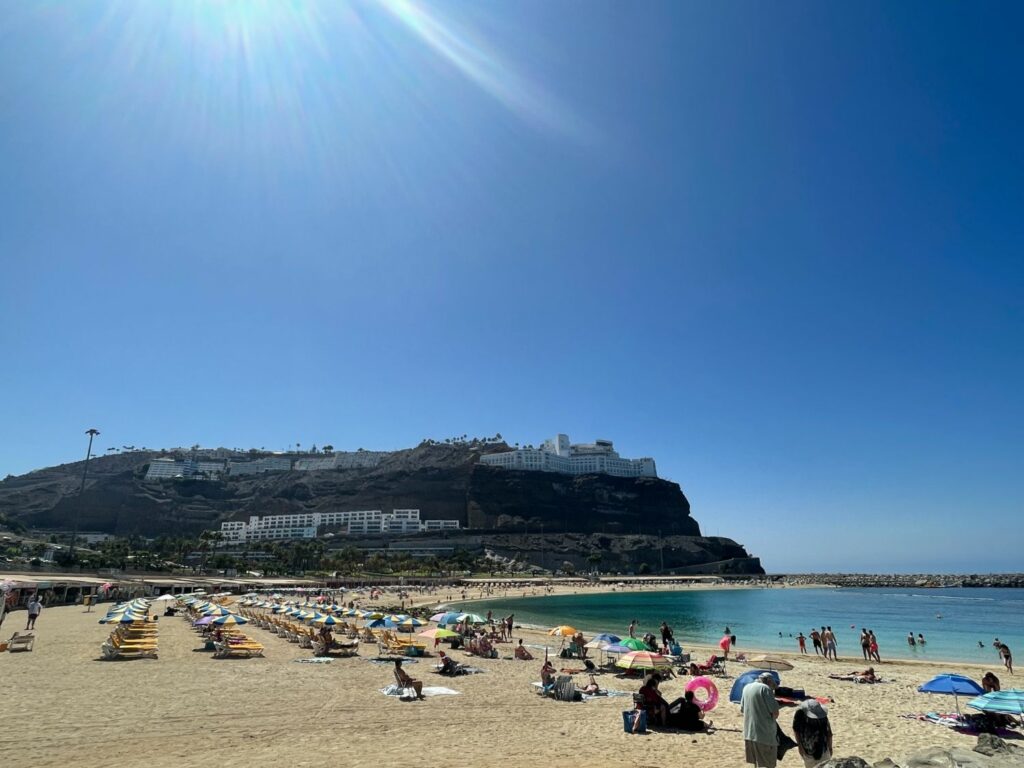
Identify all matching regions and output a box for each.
[684,675,719,712]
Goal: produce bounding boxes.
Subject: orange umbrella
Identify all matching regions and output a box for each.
[548,625,578,637]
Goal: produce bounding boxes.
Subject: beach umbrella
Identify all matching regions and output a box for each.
[748,654,794,672]
[419,628,459,640]
[548,625,578,637]
[363,611,385,620]
[153,594,176,603]
[920,674,985,715]
[365,618,395,629]
[193,615,215,626]
[615,651,672,671]
[104,613,148,624]
[603,643,632,655]
[435,612,462,626]
[620,637,648,651]
[429,612,449,622]
[212,614,249,626]
[729,670,781,703]
[202,607,234,617]
[387,614,411,623]
[457,613,486,625]
[395,617,425,631]
[967,690,1024,719]
[313,615,344,626]
[585,633,621,648]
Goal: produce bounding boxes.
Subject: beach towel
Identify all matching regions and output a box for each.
[368,657,419,665]
[292,658,332,664]
[380,685,460,697]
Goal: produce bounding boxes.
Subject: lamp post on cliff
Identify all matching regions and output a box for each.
[70,428,100,561]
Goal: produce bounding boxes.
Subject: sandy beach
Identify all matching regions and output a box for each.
[1,588,1017,768]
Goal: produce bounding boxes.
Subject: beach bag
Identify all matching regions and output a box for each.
[623,710,647,734]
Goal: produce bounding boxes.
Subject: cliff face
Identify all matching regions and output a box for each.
[467,466,701,536]
[0,443,762,574]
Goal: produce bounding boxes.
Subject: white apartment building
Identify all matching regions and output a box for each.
[480,434,657,478]
[219,509,460,543]
[228,456,293,475]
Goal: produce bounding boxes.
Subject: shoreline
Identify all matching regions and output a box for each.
[439,582,1015,669]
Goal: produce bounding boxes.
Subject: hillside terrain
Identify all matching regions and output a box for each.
[0,442,762,573]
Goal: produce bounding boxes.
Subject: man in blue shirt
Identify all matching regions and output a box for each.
[740,673,780,767]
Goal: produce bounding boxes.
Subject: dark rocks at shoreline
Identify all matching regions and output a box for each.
[777,573,1024,589]
[825,734,1024,767]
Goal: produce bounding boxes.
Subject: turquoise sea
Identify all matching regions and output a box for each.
[472,587,1023,664]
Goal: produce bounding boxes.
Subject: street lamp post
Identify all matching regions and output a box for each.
[70,428,100,561]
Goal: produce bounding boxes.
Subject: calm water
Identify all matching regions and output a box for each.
[472,587,1023,664]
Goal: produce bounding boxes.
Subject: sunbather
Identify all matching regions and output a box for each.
[515,639,534,660]
[393,659,424,700]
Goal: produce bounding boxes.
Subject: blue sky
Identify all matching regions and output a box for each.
[1,1,1022,572]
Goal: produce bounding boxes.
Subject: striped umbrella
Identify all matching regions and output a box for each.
[313,615,345,626]
[211,614,249,626]
[102,613,149,624]
[615,651,673,671]
[457,613,486,625]
[395,617,425,631]
[967,690,1024,717]
[202,607,234,617]
[363,611,386,620]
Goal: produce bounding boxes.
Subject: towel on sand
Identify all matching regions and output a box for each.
[380,685,460,697]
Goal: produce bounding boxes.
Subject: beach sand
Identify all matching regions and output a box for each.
[0,595,1016,768]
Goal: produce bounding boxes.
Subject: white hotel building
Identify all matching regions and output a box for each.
[480,434,657,478]
[219,509,460,543]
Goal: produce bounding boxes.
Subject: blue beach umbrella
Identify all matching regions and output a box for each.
[436,612,462,626]
[729,670,781,703]
[588,633,621,647]
[919,674,984,715]
[967,690,1024,718]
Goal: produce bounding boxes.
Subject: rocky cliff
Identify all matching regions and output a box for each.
[0,442,762,574]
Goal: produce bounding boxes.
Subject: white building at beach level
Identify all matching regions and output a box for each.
[219,509,460,543]
[479,434,657,478]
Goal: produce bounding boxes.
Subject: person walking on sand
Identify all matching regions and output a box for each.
[810,628,822,656]
[26,595,42,630]
[797,633,807,654]
[823,627,837,661]
[741,672,780,767]
[868,631,880,663]
[998,642,1013,674]
[628,619,637,639]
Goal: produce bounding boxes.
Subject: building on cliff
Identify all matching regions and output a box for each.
[219,509,460,543]
[479,434,657,478]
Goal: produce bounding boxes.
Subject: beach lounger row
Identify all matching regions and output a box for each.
[102,623,158,660]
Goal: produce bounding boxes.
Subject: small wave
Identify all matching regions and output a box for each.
[880,593,997,602]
